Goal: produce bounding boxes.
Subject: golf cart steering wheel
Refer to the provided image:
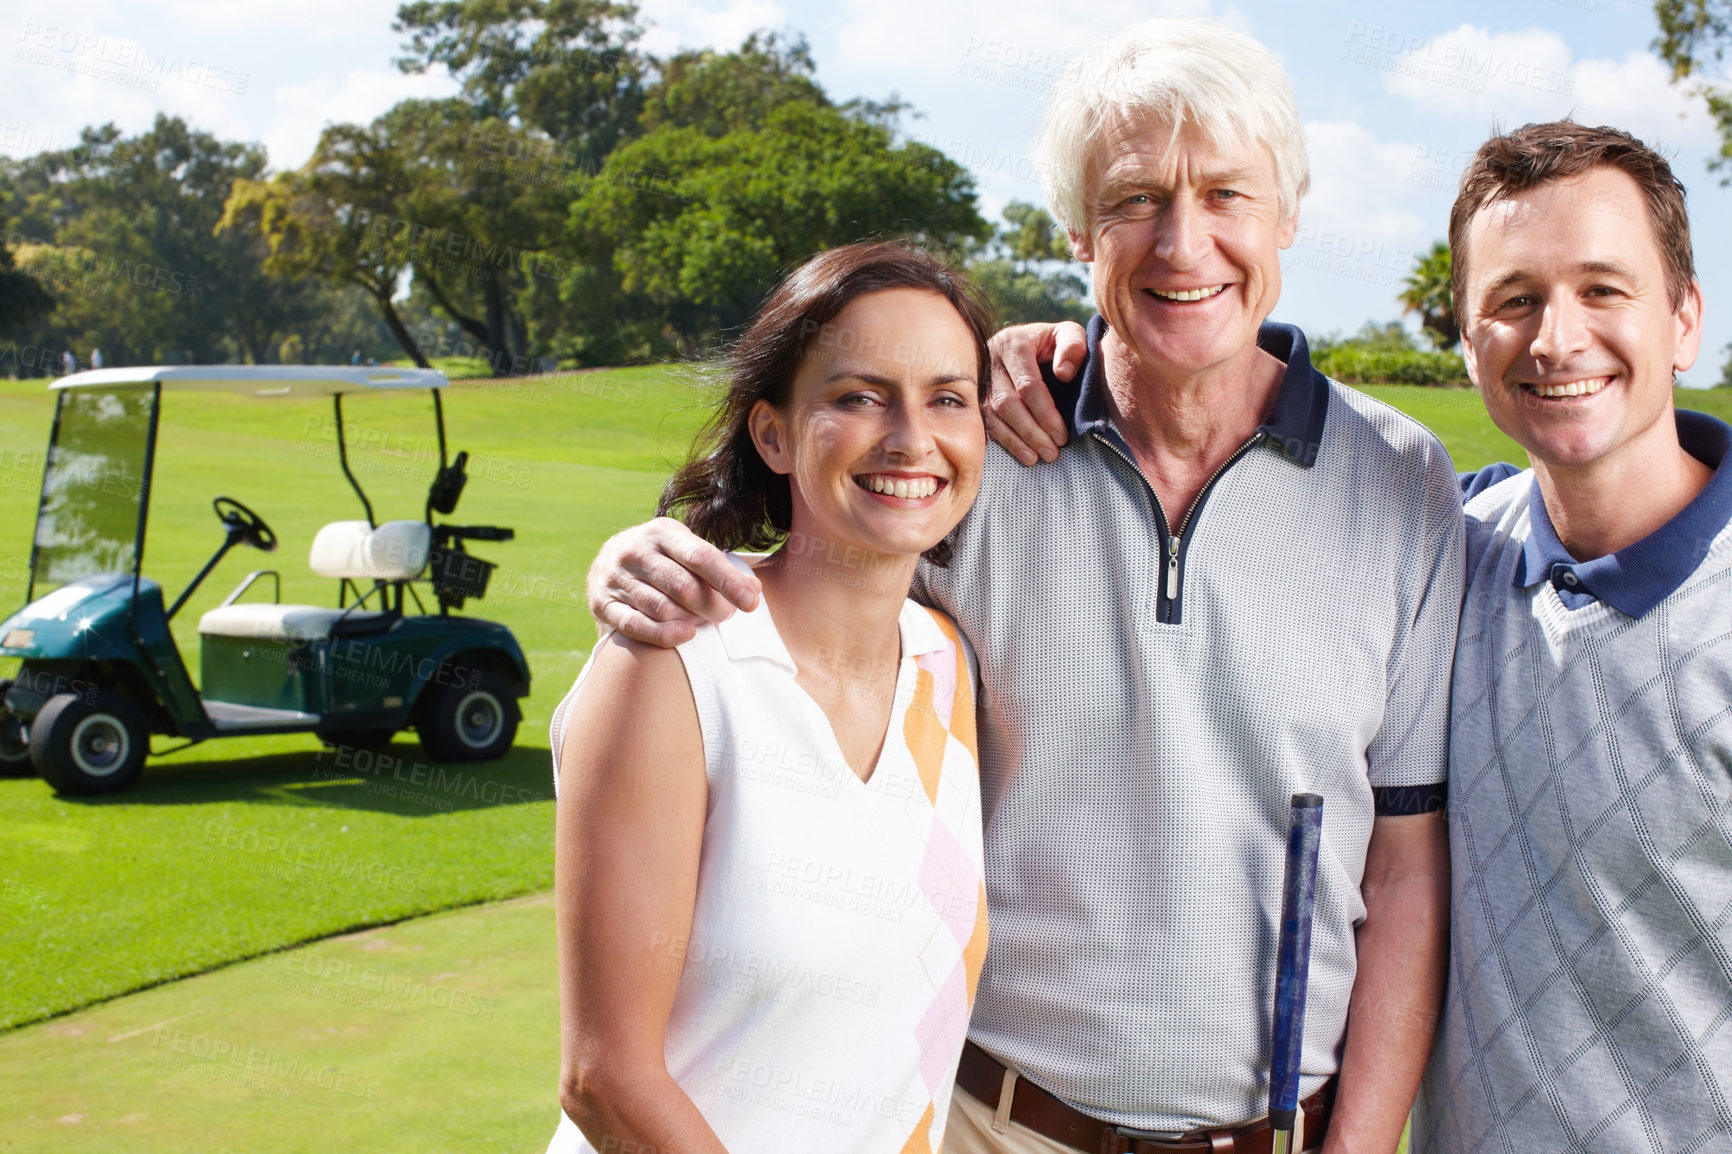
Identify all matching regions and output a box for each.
[212,496,278,552]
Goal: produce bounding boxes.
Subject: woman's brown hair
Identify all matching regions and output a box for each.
[656,240,996,566]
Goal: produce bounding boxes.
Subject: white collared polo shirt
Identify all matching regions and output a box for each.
[549,578,989,1153]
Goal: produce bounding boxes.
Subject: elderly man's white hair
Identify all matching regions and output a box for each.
[1039,19,1310,239]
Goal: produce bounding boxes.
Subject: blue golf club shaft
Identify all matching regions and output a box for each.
[1270,792,1324,1152]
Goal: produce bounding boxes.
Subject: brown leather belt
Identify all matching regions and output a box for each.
[957,1041,1336,1154]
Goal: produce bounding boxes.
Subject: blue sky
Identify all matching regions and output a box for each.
[5,0,1728,382]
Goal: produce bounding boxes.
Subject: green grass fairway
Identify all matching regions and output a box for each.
[3,373,1730,1032]
[0,892,560,1153]
[0,365,718,1029]
[2,367,1726,1150]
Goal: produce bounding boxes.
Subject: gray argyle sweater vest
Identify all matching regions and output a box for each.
[1414,470,1732,1153]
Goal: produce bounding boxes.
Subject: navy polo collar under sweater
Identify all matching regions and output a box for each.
[1514,409,1732,619]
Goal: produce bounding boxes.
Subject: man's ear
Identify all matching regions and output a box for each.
[1673,277,1705,375]
[747,399,792,475]
[1277,212,1298,249]
[1069,227,1094,263]
[1461,328,1480,389]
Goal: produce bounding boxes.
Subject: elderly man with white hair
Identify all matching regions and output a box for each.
[583,20,1461,1154]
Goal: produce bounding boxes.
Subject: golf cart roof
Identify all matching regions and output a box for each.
[51,365,449,398]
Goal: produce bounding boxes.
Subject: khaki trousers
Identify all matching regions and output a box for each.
[942,1086,1078,1154]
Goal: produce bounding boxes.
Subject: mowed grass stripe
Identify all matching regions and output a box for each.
[0,892,561,1153]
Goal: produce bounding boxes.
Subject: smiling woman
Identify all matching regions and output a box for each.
[656,241,995,566]
[544,241,997,1154]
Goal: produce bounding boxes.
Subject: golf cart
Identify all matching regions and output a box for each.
[0,365,531,795]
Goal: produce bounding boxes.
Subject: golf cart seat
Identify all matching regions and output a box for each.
[196,603,398,643]
[196,521,431,643]
[307,520,432,581]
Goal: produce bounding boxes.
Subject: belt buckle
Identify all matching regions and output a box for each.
[1104,1126,1190,1153]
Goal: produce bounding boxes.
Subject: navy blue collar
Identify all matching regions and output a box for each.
[1050,315,1329,468]
[1515,409,1732,618]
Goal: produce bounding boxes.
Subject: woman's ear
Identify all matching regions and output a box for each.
[748,398,792,475]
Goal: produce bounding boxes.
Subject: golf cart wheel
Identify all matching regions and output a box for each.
[417,671,518,762]
[29,690,149,795]
[0,681,32,777]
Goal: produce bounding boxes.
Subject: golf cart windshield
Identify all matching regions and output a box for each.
[30,386,155,599]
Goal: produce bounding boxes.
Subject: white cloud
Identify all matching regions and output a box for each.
[1299,120,1430,246]
[1572,51,1715,153]
[2,24,256,157]
[832,0,1219,77]
[636,0,790,56]
[260,68,455,170]
[1276,119,1438,337]
[1376,25,1572,120]
[144,0,402,36]
[1375,24,1715,151]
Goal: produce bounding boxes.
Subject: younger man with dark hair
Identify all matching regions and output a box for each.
[1413,121,1732,1153]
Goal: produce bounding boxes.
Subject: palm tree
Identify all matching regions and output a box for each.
[1399,241,1459,350]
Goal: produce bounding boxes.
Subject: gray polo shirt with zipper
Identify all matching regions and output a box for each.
[911,314,1464,1132]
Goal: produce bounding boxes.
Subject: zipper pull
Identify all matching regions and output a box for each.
[1166,535,1181,602]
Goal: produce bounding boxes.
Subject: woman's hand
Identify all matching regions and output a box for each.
[587,517,762,647]
[984,320,1089,464]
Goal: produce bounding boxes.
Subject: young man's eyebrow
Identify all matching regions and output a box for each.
[1575,259,1636,280]
[1480,271,1529,300]
[1481,260,1640,300]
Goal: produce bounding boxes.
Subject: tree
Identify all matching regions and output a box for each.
[393,0,647,372]
[570,48,988,351]
[0,222,53,339]
[1656,2,1732,383]
[395,0,644,160]
[1310,320,1469,387]
[964,201,1091,325]
[1657,0,1732,173]
[1399,241,1459,351]
[640,32,827,137]
[220,115,434,366]
[1,116,296,368]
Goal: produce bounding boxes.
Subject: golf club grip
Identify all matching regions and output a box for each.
[1269,792,1324,1130]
